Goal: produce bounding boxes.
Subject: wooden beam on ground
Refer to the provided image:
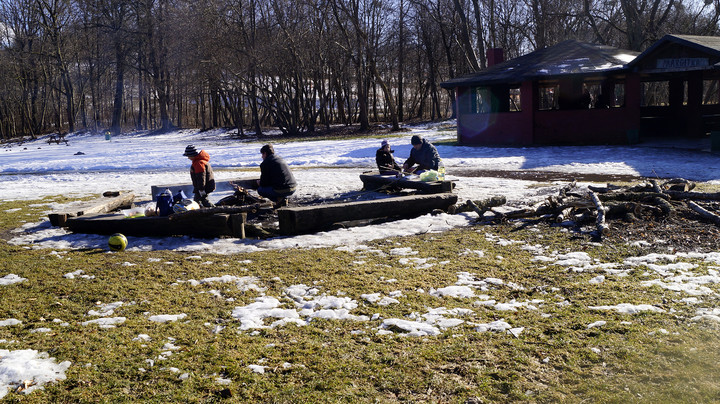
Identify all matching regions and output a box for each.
[150,178,260,201]
[359,172,453,194]
[277,193,458,235]
[65,212,232,238]
[168,203,273,221]
[48,192,135,227]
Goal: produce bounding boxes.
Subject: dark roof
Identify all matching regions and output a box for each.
[440,40,638,89]
[628,34,720,68]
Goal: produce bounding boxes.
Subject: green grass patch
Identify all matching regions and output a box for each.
[1,198,720,402]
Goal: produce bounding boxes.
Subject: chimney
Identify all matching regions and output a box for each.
[486,48,504,67]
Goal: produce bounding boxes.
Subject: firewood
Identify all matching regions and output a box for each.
[650,179,664,194]
[688,201,720,226]
[650,196,673,215]
[465,200,485,217]
[662,178,695,192]
[664,190,720,201]
[462,196,507,217]
[588,184,622,193]
[598,192,669,202]
[605,202,636,218]
[502,208,536,219]
[589,191,609,236]
[555,207,573,223]
[626,183,654,193]
[559,181,577,198]
[564,200,595,209]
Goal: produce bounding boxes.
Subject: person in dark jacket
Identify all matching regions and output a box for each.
[402,135,440,173]
[376,139,401,174]
[183,144,215,207]
[256,144,297,204]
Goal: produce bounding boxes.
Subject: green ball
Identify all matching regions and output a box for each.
[108,233,128,251]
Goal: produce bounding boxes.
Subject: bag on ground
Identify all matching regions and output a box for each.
[156,188,174,216]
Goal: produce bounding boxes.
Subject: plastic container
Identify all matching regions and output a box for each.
[438,159,445,181]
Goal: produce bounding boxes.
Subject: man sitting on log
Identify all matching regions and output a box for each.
[376,139,401,175]
[183,144,215,208]
[256,144,297,207]
[401,135,440,175]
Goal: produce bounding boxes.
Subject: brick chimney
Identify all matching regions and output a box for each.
[486,48,504,67]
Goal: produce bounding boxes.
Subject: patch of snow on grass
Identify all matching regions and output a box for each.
[0,349,71,399]
[0,274,26,286]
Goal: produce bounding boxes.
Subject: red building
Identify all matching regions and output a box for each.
[441,35,720,147]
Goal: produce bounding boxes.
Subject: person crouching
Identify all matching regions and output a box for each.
[376,139,401,175]
[183,144,215,208]
[256,144,296,206]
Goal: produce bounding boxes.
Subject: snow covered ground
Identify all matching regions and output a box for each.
[3,121,720,253]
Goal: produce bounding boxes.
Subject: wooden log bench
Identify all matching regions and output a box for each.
[64,211,248,238]
[277,193,458,235]
[48,192,136,227]
[150,178,260,201]
[359,171,453,194]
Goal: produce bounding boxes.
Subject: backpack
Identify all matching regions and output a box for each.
[156,188,174,216]
[173,189,187,204]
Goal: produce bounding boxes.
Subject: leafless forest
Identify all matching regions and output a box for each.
[1,0,719,139]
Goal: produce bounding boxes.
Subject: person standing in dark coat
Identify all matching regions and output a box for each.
[376,139,401,174]
[256,144,297,204]
[402,135,440,173]
[183,144,215,207]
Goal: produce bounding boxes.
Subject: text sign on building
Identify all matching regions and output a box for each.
[656,58,709,69]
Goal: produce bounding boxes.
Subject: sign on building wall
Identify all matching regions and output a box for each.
[656,58,709,69]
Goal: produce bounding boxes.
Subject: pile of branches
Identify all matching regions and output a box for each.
[453,179,720,240]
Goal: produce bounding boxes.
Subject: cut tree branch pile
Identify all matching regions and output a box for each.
[459,178,720,240]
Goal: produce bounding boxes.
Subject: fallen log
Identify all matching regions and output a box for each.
[457,196,507,215]
[277,193,458,235]
[49,192,135,227]
[662,178,695,192]
[597,192,669,202]
[688,201,720,226]
[589,191,609,236]
[664,190,720,201]
[588,184,622,193]
[555,207,573,223]
[650,179,664,194]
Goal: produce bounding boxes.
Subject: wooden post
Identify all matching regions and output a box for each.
[230,213,247,238]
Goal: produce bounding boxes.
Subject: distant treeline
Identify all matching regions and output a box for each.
[0,0,718,139]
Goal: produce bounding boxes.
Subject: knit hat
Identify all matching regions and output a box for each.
[411,135,422,145]
[183,145,199,157]
[381,139,389,147]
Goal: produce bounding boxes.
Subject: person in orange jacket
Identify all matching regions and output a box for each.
[183,144,215,207]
